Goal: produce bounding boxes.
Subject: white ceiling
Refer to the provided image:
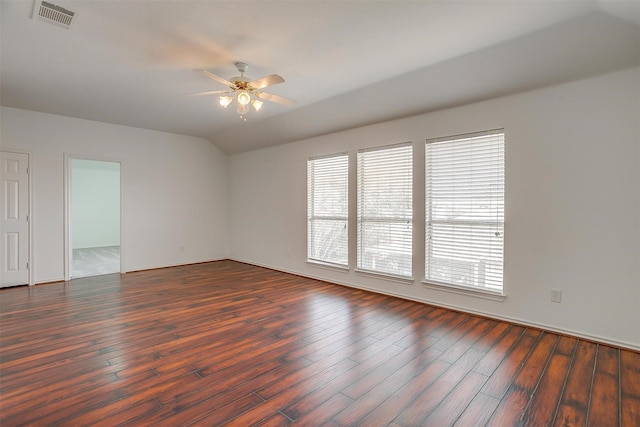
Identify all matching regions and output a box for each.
[1,1,639,154]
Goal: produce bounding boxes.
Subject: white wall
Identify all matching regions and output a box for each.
[228,67,640,350]
[0,107,229,283]
[71,159,120,249]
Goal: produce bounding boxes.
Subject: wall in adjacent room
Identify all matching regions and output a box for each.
[71,159,121,249]
[1,107,229,283]
[228,67,640,350]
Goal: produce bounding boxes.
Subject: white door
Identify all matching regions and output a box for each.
[1,151,29,287]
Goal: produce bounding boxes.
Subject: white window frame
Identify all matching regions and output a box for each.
[307,152,349,268]
[424,129,505,297]
[357,142,413,279]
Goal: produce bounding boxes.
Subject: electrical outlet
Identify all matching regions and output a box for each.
[550,289,562,303]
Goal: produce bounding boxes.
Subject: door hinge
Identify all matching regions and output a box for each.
[26,214,29,222]
[26,262,29,269]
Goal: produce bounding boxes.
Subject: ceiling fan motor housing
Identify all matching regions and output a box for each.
[230,62,252,88]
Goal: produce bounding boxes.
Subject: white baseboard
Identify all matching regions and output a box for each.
[124,257,226,273]
[33,257,227,284]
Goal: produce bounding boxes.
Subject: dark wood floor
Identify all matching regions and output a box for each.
[1,261,638,426]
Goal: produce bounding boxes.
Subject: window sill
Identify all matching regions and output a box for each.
[355,269,414,285]
[422,280,506,302]
[306,260,350,273]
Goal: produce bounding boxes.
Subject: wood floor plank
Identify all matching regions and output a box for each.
[438,317,497,364]
[472,321,510,352]
[224,358,358,425]
[487,332,558,426]
[430,316,483,352]
[340,342,437,401]
[281,343,408,421]
[554,339,598,427]
[620,349,640,426]
[522,335,577,427]
[291,393,353,426]
[337,357,450,426]
[453,392,501,426]
[0,260,636,426]
[253,412,293,427]
[163,391,267,426]
[421,371,488,425]
[67,397,162,426]
[140,370,279,425]
[587,344,620,426]
[480,328,541,398]
[473,324,525,376]
[392,348,485,425]
[255,345,363,401]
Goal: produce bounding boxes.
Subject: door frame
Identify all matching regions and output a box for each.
[0,149,33,286]
[64,154,125,281]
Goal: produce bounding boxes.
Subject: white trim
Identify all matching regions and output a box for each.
[426,128,504,145]
[32,258,226,285]
[28,151,34,286]
[306,260,349,273]
[33,276,65,285]
[422,280,506,302]
[119,160,125,274]
[307,151,349,162]
[358,140,412,154]
[63,154,71,281]
[64,154,125,280]
[123,258,226,273]
[229,257,640,352]
[355,268,413,285]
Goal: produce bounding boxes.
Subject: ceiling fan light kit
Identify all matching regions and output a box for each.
[193,62,295,118]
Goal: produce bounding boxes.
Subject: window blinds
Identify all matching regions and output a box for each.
[307,153,349,266]
[425,130,505,292]
[357,142,413,278]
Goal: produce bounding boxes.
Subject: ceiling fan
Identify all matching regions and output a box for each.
[192,62,295,117]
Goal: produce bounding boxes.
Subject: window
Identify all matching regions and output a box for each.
[357,142,413,278]
[425,129,505,293]
[307,153,348,267]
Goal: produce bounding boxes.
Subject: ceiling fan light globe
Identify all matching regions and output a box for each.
[251,100,264,112]
[237,90,251,106]
[237,103,249,115]
[219,96,233,108]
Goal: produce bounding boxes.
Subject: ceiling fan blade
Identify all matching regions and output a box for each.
[250,74,285,90]
[195,69,233,87]
[256,92,296,106]
[188,90,227,96]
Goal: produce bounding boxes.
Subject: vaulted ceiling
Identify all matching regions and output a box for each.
[1,1,639,154]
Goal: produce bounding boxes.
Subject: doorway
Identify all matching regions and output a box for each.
[67,158,122,279]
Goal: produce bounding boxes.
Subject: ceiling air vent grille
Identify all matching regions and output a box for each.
[37,1,75,29]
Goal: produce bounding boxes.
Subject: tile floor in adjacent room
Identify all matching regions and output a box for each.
[72,245,120,278]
